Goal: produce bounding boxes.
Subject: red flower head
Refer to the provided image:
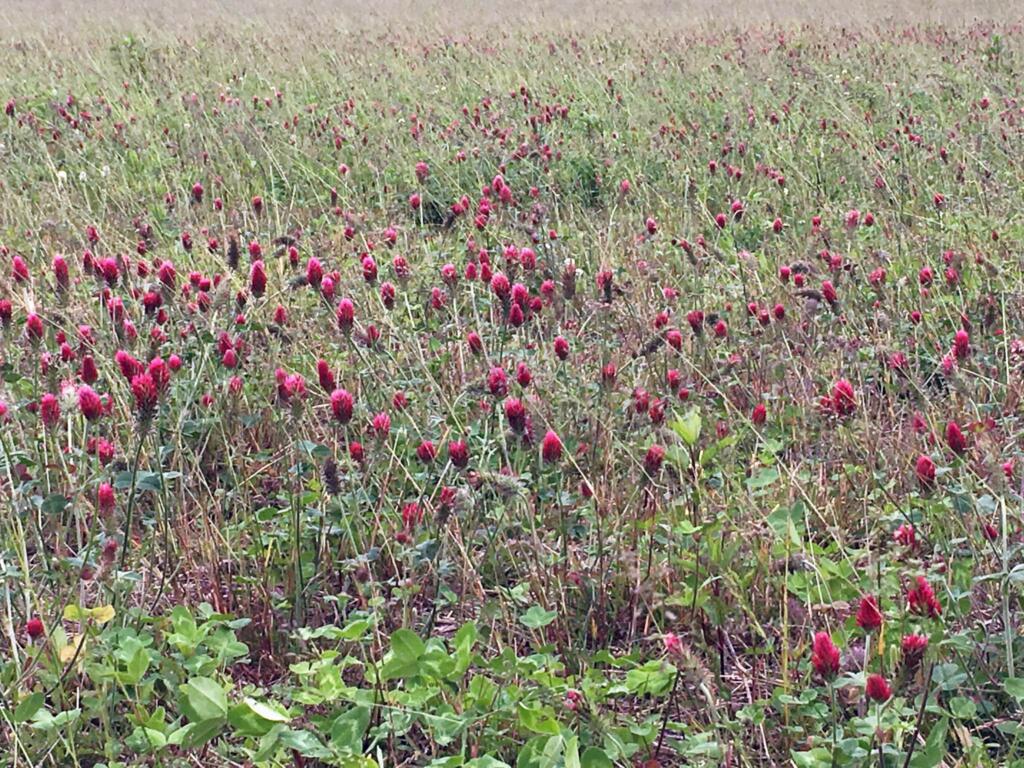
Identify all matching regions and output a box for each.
[53,255,70,289]
[417,440,437,464]
[488,366,508,397]
[306,257,323,287]
[148,358,170,393]
[504,398,527,433]
[865,674,892,703]
[829,378,857,416]
[102,537,118,565]
[686,310,705,334]
[371,411,391,438]
[644,444,665,476]
[553,336,569,361]
[448,440,469,469]
[952,329,970,360]
[466,331,483,355]
[26,617,44,639]
[78,385,103,422]
[330,388,354,424]
[665,328,683,350]
[507,302,524,326]
[130,372,159,417]
[894,523,916,548]
[915,455,936,489]
[40,393,61,428]
[80,355,99,384]
[401,501,423,530]
[380,281,396,310]
[249,260,267,297]
[541,430,563,463]
[490,272,510,300]
[907,576,941,618]
[336,298,355,333]
[821,280,838,305]
[516,361,531,387]
[98,482,115,516]
[25,313,45,342]
[348,441,364,463]
[856,595,883,631]
[751,403,767,426]
[601,362,617,387]
[11,254,30,282]
[663,632,683,656]
[944,421,968,456]
[362,255,378,283]
[811,631,841,680]
[317,359,336,392]
[284,374,307,402]
[637,388,655,416]
[901,633,929,671]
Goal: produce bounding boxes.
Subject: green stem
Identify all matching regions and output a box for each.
[118,427,149,573]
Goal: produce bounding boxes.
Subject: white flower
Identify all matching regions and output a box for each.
[78,171,88,183]
[101,165,111,178]
[56,170,67,184]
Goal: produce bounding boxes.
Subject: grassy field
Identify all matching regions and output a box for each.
[2,5,1024,767]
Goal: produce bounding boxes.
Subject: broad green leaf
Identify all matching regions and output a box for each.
[391,628,425,662]
[517,703,561,735]
[519,605,557,629]
[181,717,225,748]
[380,629,425,680]
[1004,677,1024,701]
[13,692,44,723]
[30,707,80,731]
[90,605,116,624]
[330,705,370,752]
[63,604,87,622]
[124,644,150,684]
[580,747,613,768]
[564,736,581,768]
[62,603,115,624]
[179,677,228,723]
[791,748,832,767]
[228,698,289,736]
[624,660,676,696]
[909,717,948,768]
[672,409,702,447]
[949,696,976,719]
[746,467,780,490]
[279,728,333,758]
